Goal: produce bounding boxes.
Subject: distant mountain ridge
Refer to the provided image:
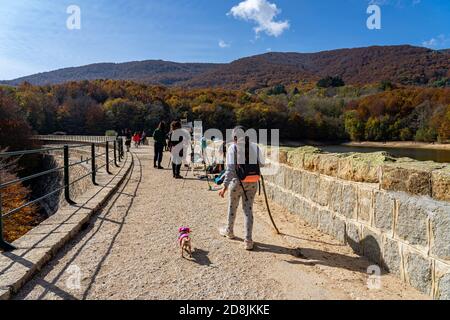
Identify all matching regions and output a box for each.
[2,45,449,89]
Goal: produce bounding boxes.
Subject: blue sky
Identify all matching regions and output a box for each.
[0,0,449,80]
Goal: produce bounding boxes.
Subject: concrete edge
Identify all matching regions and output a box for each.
[0,152,134,299]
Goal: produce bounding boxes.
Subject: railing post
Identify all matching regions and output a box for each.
[116,139,121,163]
[64,145,76,205]
[0,184,16,251]
[91,143,97,185]
[113,141,119,167]
[118,138,123,160]
[105,142,112,174]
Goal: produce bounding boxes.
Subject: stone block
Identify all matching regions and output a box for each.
[358,187,373,224]
[317,177,332,207]
[381,237,402,275]
[337,152,390,183]
[302,171,319,202]
[286,146,323,170]
[291,196,304,217]
[330,216,346,243]
[291,169,303,195]
[381,162,444,197]
[0,263,34,293]
[395,197,430,248]
[362,227,382,264]
[0,288,10,300]
[329,180,343,213]
[278,148,289,165]
[12,228,71,251]
[434,261,450,300]
[342,184,357,219]
[432,167,450,202]
[317,153,342,177]
[283,166,294,190]
[302,202,319,228]
[318,209,346,243]
[303,153,322,172]
[285,191,297,214]
[404,249,432,296]
[374,191,395,233]
[274,166,285,187]
[345,221,363,254]
[429,203,450,261]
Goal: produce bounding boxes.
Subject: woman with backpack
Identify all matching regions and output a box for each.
[219,126,264,251]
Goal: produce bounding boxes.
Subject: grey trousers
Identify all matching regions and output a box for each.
[226,181,258,241]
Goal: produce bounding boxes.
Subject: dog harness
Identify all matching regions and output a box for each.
[178,227,191,245]
[178,233,190,244]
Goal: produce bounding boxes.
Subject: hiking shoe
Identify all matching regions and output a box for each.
[244,240,254,251]
[219,227,235,240]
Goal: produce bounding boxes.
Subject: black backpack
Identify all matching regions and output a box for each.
[234,138,261,184]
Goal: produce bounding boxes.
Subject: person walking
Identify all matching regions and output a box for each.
[125,129,132,152]
[152,122,166,169]
[133,132,141,148]
[140,131,147,146]
[219,126,264,251]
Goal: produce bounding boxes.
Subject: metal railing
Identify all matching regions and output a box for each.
[0,137,125,251]
[33,135,118,144]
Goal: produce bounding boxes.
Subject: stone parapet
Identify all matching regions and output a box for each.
[264,160,450,299]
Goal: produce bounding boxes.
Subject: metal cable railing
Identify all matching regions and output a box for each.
[0,136,125,251]
[33,135,117,144]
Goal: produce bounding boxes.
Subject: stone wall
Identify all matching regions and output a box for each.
[40,145,109,215]
[265,147,450,299]
[278,147,450,202]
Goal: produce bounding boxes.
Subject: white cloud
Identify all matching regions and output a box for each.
[228,0,289,37]
[218,40,230,48]
[422,34,450,49]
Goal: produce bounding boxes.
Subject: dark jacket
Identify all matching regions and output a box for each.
[153,128,166,145]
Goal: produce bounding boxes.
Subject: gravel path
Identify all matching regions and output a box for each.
[14,146,427,300]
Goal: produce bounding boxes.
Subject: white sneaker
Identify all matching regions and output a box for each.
[244,240,254,251]
[219,227,235,240]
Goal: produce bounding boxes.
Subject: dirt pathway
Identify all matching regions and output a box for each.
[14,146,427,300]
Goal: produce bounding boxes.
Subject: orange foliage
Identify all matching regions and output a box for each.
[1,169,38,243]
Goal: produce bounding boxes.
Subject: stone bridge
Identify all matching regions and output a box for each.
[1,137,448,300]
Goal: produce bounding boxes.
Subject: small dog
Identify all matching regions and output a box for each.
[178,227,192,258]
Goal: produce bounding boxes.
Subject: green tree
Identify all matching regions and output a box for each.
[317,76,345,88]
[344,111,364,141]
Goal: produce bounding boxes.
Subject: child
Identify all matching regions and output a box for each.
[133,132,141,148]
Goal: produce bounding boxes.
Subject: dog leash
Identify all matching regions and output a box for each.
[260,174,280,235]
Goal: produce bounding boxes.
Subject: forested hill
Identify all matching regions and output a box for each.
[1,61,223,87]
[2,45,449,89]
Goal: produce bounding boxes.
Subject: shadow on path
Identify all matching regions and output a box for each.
[191,249,213,267]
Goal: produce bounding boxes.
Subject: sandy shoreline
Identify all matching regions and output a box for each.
[343,141,450,151]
